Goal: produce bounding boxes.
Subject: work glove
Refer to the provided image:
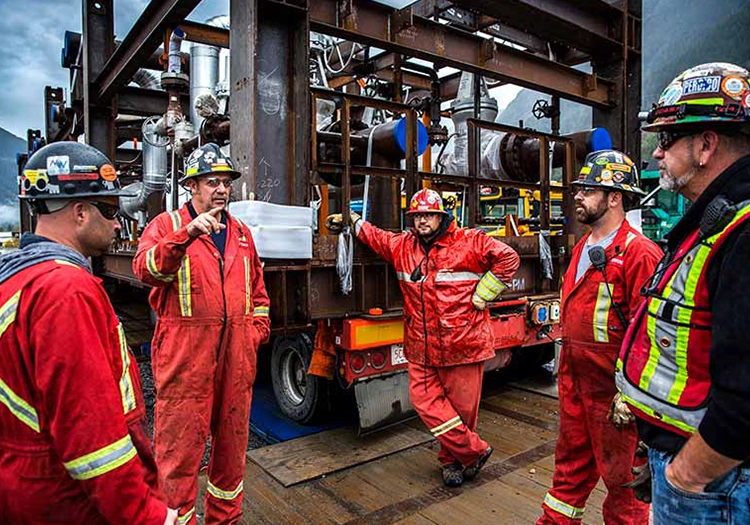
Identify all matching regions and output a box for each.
[622,441,651,503]
[608,392,635,430]
[325,212,361,234]
[472,272,508,311]
[472,292,487,310]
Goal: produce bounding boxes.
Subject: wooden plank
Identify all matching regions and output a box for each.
[475,408,557,457]
[247,423,433,487]
[482,389,560,431]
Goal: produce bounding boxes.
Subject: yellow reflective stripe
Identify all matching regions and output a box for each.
[0,377,40,432]
[177,255,192,317]
[253,306,269,318]
[430,415,462,437]
[146,246,175,282]
[176,506,195,525]
[677,97,725,106]
[0,289,21,337]
[63,435,137,480]
[620,392,696,434]
[475,271,508,301]
[625,232,637,248]
[207,480,243,500]
[543,493,585,519]
[640,268,681,390]
[593,283,611,343]
[244,257,251,315]
[116,324,137,414]
[169,210,182,231]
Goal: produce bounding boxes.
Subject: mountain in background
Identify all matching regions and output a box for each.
[497,0,750,151]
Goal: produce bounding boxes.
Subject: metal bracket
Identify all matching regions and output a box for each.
[390,7,414,35]
[480,38,496,66]
[338,0,357,31]
[582,73,598,95]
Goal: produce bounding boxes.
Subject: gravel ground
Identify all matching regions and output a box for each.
[137,359,266,468]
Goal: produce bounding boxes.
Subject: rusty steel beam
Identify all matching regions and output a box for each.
[96,0,201,102]
[179,20,230,48]
[309,1,613,108]
[454,0,623,56]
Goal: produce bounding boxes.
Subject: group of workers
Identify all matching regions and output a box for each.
[0,60,748,525]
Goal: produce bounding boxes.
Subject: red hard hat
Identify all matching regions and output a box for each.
[405,188,448,215]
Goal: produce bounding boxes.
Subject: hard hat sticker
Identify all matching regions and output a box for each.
[721,76,746,99]
[100,164,117,181]
[682,76,721,96]
[47,155,70,176]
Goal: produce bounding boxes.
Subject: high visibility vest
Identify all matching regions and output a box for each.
[616,199,750,437]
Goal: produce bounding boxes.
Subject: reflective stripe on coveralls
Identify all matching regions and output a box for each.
[474,271,509,301]
[543,493,586,520]
[593,283,612,343]
[63,435,138,480]
[207,479,243,500]
[0,290,39,432]
[116,323,137,414]
[177,507,196,525]
[244,257,251,315]
[430,415,463,437]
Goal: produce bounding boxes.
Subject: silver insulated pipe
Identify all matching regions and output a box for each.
[121,117,169,220]
[189,16,228,129]
[190,43,220,128]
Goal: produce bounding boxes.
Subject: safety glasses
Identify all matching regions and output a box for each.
[657,130,697,151]
[572,186,601,197]
[89,201,120,220]
[202,177,233,188]
[411,212,439,221]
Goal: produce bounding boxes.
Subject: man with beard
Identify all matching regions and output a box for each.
[326,188,519,487]
[0,142,176,524]
[616,62,750,524]
[538,150,661,525]
[134,143,270,525]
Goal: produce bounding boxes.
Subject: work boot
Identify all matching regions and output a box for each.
[442,462,464,487]
[463,446,493,481]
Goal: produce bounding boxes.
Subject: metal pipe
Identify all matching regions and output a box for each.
[120,117,169,219]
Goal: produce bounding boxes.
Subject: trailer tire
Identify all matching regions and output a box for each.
[271,333,329,424]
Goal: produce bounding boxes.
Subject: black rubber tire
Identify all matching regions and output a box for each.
[270,333,329,424]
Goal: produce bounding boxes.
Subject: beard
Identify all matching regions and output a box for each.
[659,151,700,192]
[576,199,608,225]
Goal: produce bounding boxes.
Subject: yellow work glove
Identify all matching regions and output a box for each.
[473,272,508,310]
[608,392,635,430]
[325,212,361,234]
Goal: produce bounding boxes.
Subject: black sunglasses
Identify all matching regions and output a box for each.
[571,186,603,197]
[657,130,697,151]
[89,200,120,220]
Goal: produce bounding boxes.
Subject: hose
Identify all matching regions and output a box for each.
[337,226,354,295]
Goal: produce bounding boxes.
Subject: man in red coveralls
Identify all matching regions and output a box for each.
[537,150,661,525]
[0,142,176,525]
[134,143,270,525]
[328,188,520,487]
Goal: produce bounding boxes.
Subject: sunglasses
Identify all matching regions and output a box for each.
[572,187,602,197]
[89,200,120,220]
[657,130,697,151]
[202,177,233,188]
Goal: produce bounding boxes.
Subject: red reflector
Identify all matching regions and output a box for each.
[371,350,386,369]
[349,353,367,373]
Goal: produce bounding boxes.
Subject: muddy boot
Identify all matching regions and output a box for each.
[442,462,464,487]
[464,446,493,481]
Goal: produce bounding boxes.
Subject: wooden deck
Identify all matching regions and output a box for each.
[194,383,609,525]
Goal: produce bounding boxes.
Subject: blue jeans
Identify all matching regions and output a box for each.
[649,448,750,524]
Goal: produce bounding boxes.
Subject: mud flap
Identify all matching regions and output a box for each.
[355,371,416,435]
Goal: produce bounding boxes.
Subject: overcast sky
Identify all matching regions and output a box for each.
[0,0,226,138]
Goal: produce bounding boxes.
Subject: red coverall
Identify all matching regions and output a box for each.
[538,220,661,525]
[134,205,270,525]
[0,258,167,524]
[357,221,519,467]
